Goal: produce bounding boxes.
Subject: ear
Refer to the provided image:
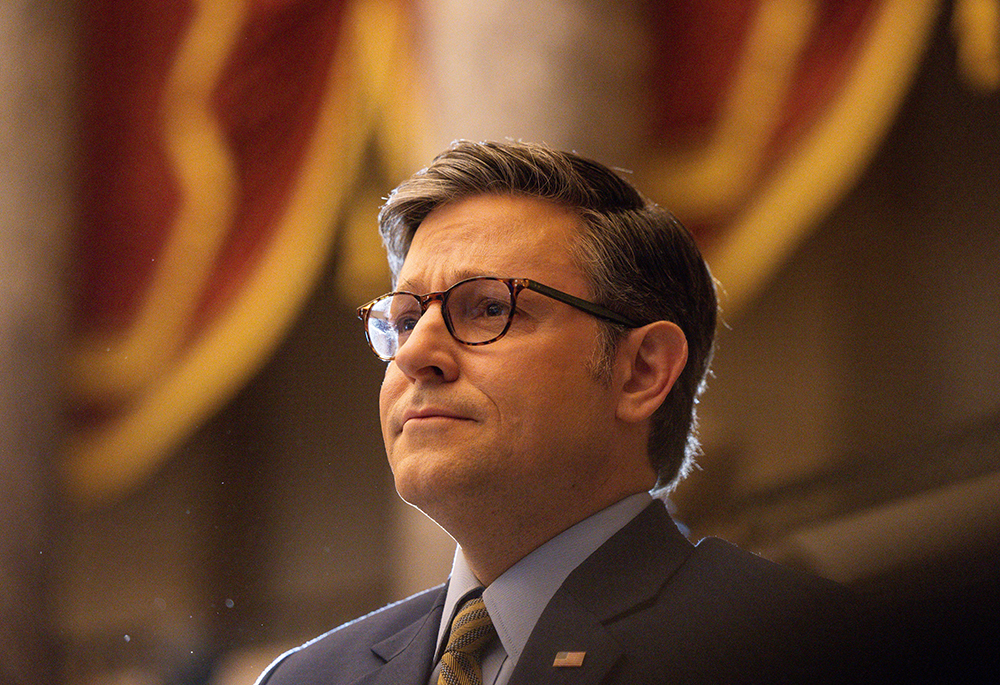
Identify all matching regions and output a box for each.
[614,321,688,425]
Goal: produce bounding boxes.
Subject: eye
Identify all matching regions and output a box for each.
[395,314,420,334]
[384,296,422,336]
[471,297,512,320]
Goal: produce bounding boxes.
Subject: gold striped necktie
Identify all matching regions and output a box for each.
[438,594,496,685]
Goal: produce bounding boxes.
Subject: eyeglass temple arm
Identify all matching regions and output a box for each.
[522,280,641,328]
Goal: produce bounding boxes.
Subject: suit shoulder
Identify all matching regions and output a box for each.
[672,536,860,644]
[255,584,445,685]
[689,536,847,594]
[615,538,866,682]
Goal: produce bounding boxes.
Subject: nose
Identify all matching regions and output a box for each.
[391,301,460,381]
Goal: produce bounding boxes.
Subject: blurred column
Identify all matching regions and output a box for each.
[416,0,650,166]
[0,1,75,683]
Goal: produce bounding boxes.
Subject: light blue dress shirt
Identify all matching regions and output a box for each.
[427,492,653,685]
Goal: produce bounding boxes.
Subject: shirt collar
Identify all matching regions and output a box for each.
[435,492,653,665]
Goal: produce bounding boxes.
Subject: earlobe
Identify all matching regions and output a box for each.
[616,321,688,424]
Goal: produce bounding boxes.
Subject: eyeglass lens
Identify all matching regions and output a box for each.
[365,278,515,358]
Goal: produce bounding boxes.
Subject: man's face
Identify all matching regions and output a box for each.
[378,194,642,527]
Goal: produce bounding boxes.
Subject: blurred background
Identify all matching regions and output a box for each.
[1,0,997,683]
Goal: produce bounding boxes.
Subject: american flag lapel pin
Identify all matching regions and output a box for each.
[553,651,586,667]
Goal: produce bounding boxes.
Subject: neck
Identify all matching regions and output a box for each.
[431,483,650,586]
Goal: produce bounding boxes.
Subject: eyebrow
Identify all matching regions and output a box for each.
[396,269,504,293]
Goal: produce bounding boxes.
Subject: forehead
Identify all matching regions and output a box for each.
[397,194,584,288]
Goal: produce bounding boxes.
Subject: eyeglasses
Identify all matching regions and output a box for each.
[357,276,640,360]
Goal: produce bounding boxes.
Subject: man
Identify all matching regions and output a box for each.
[256,141,861,684]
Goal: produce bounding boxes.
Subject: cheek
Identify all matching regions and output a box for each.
[379,366,404,433]
[495,361,601,435]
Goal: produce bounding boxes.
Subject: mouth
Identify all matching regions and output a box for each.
[400,407,474,429]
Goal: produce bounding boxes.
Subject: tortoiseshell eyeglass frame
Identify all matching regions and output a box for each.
[357,276,641,361]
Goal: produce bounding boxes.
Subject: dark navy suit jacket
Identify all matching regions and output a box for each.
[256,501,864,684]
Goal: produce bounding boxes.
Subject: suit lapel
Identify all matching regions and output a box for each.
[509,502,694,685]
[509,590,623,685]
[562,501,694,619]
[355,586,446,685]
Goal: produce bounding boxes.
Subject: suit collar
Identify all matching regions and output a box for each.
[361,585,447,685]
[508,501,694,685]
[560,500,694,620]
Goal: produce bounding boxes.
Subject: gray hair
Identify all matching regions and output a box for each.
[378,140,717,491]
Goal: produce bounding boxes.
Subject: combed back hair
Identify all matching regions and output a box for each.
[378,140,717,491]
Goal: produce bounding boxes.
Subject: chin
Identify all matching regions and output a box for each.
[390,449,491,511]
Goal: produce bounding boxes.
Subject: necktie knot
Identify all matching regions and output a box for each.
[438,594,496,685]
